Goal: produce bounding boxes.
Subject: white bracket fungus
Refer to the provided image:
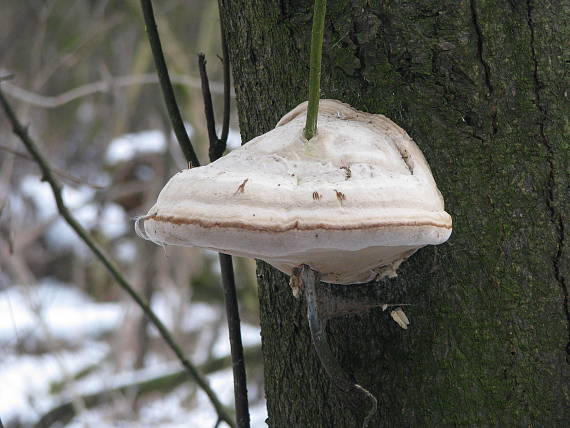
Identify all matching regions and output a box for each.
[138,99,452,285]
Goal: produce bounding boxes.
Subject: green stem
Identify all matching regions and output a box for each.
[303,0,327,141]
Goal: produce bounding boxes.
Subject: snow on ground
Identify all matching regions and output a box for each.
[63,368,267,428]
[212,322,262,358]
[104,124,216,165]
[0,280,122,421]
[104,125,241,164]
[0,342,109,424]
[20,175,96,219]
[0,278,266,427]
[104,129,167,165]
[19,175,128,253]
[192,368,266,426]
[139,368,267,428]
[0,279,123,343]
[151,289,220,334]
[113,239,138,263]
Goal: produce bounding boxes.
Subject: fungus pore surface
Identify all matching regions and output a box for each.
[141,99,452,284]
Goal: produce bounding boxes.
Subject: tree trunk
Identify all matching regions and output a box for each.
[219,0,569,426]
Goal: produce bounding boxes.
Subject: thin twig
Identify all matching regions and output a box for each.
[218,253,250,428]
[302,266,353,392]
[198,54,226,161]
[0,144,105,189]
[199,47,250,427]
[33,14,123,90]
[220,24,231,144]
[139,0,200,167]
[303,0,328,141]
[302,265,378,428]
[1,74,230,109]
[0,90,235,428]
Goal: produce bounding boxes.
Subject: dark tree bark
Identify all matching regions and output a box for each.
[219,0,569,426]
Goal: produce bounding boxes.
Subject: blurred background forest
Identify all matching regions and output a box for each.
[0,1,265,426]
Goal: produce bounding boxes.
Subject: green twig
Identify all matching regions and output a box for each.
[139,0,200,167]
[0,90,235,428]
[303,0,327,141]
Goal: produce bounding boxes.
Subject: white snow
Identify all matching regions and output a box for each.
[0,342,109,423]
[211,322,261,359]
[0,275,266,427]
[18,175,128,252]
[105,130,167,165]
[20,175,95,220]
[226,128,242,150]
[137,368,267,428]
[104,125,196,165]
[99,202,128,239]
[0,279,124,342]
[114,239,138,262]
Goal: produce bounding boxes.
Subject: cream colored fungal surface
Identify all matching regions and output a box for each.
[140,100,452,284]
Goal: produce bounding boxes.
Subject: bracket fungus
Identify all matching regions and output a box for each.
[138,99,452,284]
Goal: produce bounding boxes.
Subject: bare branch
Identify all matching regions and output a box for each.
[220,21,231,144]
[1,74,231,109]
[0,89,235,428]
[218,253,251,428]
[198,54,225,161]
[139,0,200,167]
[199,49,250,427]
[0,144,105,188]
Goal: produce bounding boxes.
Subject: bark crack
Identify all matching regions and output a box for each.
[527,0,570,362]
[469,0,498,135]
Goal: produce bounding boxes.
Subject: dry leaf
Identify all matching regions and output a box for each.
[289,270,303,298]
[391,307,410,329]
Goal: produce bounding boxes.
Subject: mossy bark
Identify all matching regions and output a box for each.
[219,0,569,426]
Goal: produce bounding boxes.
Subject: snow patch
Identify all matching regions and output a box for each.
[0,342,109,423]
[105,130,167,165]
[227,128,242,150]
[19,175,128,251]
[0,279,123,342]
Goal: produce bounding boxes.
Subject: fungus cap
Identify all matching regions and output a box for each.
[140,99,452,284]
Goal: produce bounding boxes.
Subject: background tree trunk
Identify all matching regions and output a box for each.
[219,0,569,426]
